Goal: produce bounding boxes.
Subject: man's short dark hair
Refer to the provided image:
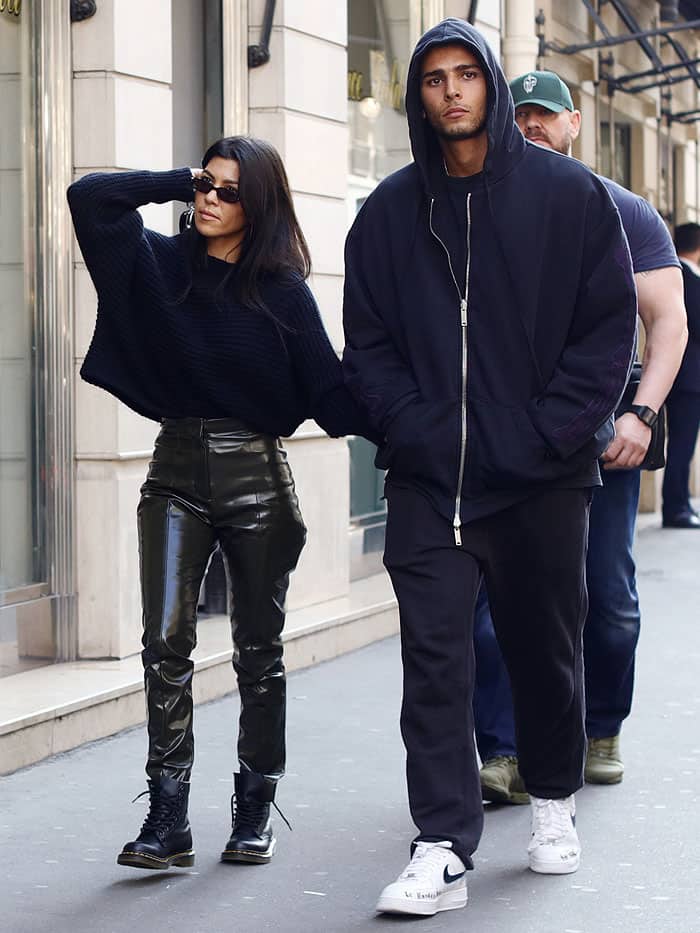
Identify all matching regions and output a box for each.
[674,222,700,254]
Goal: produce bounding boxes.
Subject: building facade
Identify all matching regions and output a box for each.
[1,0,697,679]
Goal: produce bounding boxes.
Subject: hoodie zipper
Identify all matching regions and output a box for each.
[429,194,471,547]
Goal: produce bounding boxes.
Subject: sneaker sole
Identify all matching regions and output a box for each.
[117,850,195,870]
[584,768,623,785]
[220,839,276,865]
[376,888,467,916]
[481,782,530,806]
[529,853,580,875]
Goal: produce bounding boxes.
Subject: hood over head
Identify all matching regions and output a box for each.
[406,18,525,194]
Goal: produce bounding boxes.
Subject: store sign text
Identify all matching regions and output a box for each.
[348,55,406,112]
[0,0,22,17]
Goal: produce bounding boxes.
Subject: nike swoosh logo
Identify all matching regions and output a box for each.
[443,866,466,884]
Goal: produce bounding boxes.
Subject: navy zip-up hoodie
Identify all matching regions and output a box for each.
[677,260,700,393]
[342,19,637,525]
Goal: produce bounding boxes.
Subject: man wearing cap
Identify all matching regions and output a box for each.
[475,70,687,806]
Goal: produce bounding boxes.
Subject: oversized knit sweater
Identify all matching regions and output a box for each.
[68,168,377,440]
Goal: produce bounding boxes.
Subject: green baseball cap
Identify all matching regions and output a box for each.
[509,70,574,113]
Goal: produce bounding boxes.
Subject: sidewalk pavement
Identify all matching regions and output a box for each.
[2,512,698,933]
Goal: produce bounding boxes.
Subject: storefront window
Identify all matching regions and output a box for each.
[0,1,54,676]
[348,0,412,182]
[0,3,38,595]
[601,121,631,190]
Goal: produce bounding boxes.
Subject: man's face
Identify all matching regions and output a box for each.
[514,103,581,155]
[420,44,488,142]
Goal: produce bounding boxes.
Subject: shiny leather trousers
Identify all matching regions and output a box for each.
[138,418,306,783]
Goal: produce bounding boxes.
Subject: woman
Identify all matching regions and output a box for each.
[68,137,378,871]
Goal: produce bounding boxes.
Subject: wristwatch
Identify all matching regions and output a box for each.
[629,404,658,428]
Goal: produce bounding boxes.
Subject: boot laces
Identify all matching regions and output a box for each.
[231,795,293,833]
[485,755,519,775]
[588,736,619,759]
[399,843,451,882]
[132,783,182,837]
[531,798,573,845]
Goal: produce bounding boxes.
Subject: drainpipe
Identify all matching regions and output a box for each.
[694,133,700,223]
[502,0,539,80]
[656,119,661,207]
[594,58,602,174]
[609,87,616,181]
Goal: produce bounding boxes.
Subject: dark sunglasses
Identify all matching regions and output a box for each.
[192,176,241,204]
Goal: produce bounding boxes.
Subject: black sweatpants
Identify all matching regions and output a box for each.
[383,484,591,869]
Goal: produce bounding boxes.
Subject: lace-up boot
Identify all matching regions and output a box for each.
[375,840,468,916]
[117,776,194,870]
[221,771,279,864]
[527,794,580,874]
[480,755,529,804]
[585,735,624,784]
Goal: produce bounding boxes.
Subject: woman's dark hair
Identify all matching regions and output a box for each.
[180,136,311,317]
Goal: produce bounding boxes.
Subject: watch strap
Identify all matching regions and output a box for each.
[630,404,658,428]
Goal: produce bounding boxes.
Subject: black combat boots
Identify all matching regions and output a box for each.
[221,771,278,864]
[117,775,194,870]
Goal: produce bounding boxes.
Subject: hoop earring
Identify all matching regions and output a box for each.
[184,204,194,229]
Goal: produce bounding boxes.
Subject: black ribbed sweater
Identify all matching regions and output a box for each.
[68,168,377,440]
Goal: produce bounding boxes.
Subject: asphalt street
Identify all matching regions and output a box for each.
[2,514,698,933]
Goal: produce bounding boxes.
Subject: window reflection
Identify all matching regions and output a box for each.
[0,8,34,592]
[348,0,412,181]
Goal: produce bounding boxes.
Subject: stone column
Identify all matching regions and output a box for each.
[71,0,173,657]
[502,0,539,80]
[248,1,352,610]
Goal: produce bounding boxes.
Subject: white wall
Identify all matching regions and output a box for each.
[249,0,352,610]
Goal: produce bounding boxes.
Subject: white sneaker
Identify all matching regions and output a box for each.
[528,795,581,874]
[375,840,468,916]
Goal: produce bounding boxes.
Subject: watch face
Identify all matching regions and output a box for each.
[632,405,657,427]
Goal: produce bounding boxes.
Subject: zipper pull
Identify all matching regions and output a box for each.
[460,298,468,326]
[453,521,462,547]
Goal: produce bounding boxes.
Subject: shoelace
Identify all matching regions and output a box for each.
[132,783,182,835]
[486,755,519,771]
[531,798,573,844]
[588,737,619,759]
[399,843,452,882]
[231,795,293,832]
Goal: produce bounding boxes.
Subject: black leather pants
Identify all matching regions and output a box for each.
[138,418,307,783]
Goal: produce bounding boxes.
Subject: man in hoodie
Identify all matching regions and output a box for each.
[475,72,687,807]
[342,21,637,917]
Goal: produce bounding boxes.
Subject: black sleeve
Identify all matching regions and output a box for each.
[341,198,423,435]
[528,189,638,459]
[286,282,382,444]
[627,196,680,274]
[67,169,194,297]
